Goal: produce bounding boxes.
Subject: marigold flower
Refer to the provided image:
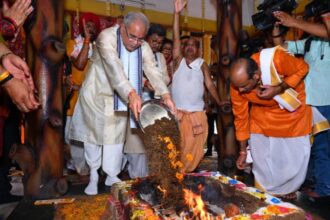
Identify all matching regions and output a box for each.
[186,154,193,161]
[176,172,184,180]
[176,161,183,168]
[166,143,174,150]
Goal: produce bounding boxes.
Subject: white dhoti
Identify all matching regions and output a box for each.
[123,121,149,178]
[249,134,310,195]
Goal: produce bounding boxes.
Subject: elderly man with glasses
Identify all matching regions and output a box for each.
[68,12,176,195]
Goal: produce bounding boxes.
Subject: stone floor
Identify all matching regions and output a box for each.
[1,150,330,220]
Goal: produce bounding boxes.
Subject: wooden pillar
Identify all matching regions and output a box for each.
[10,0,67,198]
[216,0,242,175]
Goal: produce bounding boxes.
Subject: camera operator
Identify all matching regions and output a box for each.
[273,11,329,39]
[272,10,330,199]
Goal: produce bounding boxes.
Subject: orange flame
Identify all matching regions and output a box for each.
[157,135,223,219]
[157,185,167,198]
[182,189,222,220]
[183,189,207,219]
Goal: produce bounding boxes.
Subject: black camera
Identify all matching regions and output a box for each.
[305,0,330,18]
[252,0,298,31]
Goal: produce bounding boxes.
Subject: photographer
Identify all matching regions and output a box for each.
[273,11,329,39]
[272,10,330,199]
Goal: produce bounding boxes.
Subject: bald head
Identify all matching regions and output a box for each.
[230,58,260,93]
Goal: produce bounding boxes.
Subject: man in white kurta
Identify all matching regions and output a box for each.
[69,12,175,195]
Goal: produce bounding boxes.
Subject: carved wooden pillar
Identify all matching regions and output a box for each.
[216,0,242,175]
[10,0,67,198]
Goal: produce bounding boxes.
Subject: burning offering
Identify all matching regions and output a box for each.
[107,116,305,219]
[108,174,305,219]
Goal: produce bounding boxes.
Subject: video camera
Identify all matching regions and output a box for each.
[305,0,330,18]
[252,0,297,31]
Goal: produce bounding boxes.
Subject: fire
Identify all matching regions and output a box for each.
[182,189,222,220]
[183,188,206,217]
[157,185,167,198]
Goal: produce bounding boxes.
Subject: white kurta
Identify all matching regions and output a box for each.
[69,25,169,145]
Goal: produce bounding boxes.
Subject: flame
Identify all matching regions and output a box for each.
[157,185,167,198]
[182,188,222,220]
[183,189,207,219]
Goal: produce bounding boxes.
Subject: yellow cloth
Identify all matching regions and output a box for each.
[66,39,90,116]
[260,46,301,112]
[177,111,208,172]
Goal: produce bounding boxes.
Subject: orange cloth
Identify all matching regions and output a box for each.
[178,111,208,172]
[66,39,90,116]
[230,49,312,141]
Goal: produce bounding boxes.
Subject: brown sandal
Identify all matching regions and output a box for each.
[276,192,297,201]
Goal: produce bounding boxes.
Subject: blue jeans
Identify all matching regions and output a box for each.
[312,105,330,196]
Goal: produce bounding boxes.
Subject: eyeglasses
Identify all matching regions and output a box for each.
[124,26,144,44]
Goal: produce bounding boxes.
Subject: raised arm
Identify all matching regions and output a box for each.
[172,0,186,67]
[71,19,92,70]
[273,11,329,39]
[322,12,330,38]
[2,0,34,27]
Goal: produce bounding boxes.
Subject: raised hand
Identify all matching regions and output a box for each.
[174,0,187,14]
[273,11,297,28]
[2,0,34,27]
[82,19,91,42]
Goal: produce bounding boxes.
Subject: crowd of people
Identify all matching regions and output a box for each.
[0,0,329,204]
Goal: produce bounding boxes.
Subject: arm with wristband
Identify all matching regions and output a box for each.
[0,43,35,91]
[0,66,39,112]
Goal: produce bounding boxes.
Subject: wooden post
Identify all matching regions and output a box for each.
[10,0,67,198]
[216,0,242,175]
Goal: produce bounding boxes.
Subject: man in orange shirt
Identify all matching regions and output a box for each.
[230,47,312,199]
[65,13,100,175]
